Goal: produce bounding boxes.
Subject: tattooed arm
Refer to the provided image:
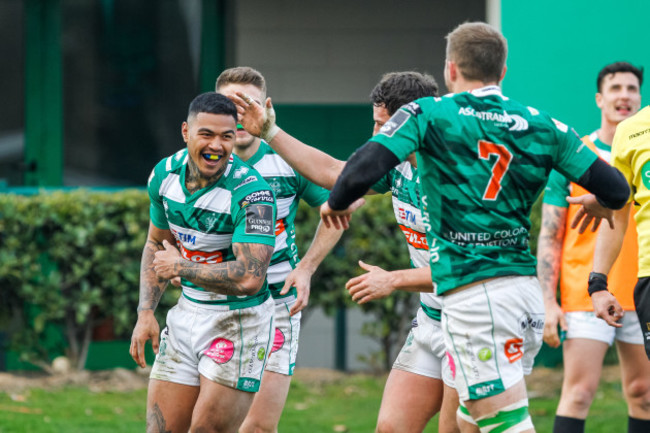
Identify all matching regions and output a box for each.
[536,203,567,348]
[153,240,273,297]
[130,222,176,368]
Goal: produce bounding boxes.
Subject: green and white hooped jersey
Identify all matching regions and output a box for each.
[148,149,277,308]
[372,161,442,317]
[245,140,329,300]
[372,86,598,294]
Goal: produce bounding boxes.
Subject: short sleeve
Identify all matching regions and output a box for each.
[542,170,570,208]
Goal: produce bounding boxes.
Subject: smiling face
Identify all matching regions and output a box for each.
[182,112,237,182]
[217,82,265,151]
[597,71,641,126]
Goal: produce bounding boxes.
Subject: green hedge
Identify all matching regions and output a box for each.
[0,189,543,371]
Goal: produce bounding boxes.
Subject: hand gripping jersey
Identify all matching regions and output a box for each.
[148,149,277,308]
[372,86,598,294]
[544,132,638,311]
[244,140,329,300]
[372,161,442,317]
[611,105,650,277]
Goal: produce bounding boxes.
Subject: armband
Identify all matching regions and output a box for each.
[587,271,609,296]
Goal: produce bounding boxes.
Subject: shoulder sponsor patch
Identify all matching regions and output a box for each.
[245,204,274,235]
[234,175,258,190]
[238,189,274,207]
[403,101,422,115]
[378,110,411,138]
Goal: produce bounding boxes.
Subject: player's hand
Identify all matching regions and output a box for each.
[320,199,365,230]
[566,194,614,234]
[280,267,312,316]
[543,300,567,348]
[153,239,181,280]
[346,260,395,304]
[129,310,160,368]
[591,290,625,328]
[230,92,279,142]
[170,276,182,287]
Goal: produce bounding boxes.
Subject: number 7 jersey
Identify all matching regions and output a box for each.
[371,86,598,294]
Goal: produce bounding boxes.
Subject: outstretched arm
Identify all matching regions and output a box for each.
[153,240,274,296]
[536,204,568,348]
[229,92,345,189]
[589,202,631,327]
[346,262,433,304]
[568,158,631,233]
[130,222,176,368]
[281,221,344,315]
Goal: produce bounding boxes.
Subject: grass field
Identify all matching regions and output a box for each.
[0,367,628,432]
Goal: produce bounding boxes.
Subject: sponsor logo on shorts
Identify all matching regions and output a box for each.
[477,347,492,362]
[446,351,456,379]
[204,338,234,364]
[257,347,266,361]
[504,338,524,363]
[272,328,285,353]
[237,377,260,392]
[519,314,544,334]
[245,204,274,235]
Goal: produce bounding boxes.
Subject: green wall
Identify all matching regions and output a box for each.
[275,104,372,160]
[502,0,650,136]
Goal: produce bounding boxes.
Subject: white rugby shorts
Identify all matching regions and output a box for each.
[264,297,301,376]
[441,276,544,401]
[150,295,275,392]
[393,307,455,388]
[565,310,643,345]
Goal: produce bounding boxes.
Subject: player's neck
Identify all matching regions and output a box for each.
[232,138,261,162]
[597,118,618,146]
[452,79,499,94]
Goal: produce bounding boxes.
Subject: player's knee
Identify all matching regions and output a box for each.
[376,417,401,433]
[625,377,650,411]
[564,383,598,409]
[239,419,278,433]
[474,399,533,433]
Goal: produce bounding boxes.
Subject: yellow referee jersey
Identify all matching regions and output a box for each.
[612,105,650,277]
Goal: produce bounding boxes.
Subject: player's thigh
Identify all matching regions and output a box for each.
[377,369,443,433]
[241,370,292,431]
[191,374,256,433]
[616,339,650,397]
[439,383,461,433]
[146,378,199,433]
[561,337,608,390]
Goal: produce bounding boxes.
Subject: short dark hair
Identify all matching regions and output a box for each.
[597,62,644,92]
[446,22,507,84]
[187,92,238,123]
[370,71,439,115]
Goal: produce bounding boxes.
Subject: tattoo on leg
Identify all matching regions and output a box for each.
[147,403,172,433]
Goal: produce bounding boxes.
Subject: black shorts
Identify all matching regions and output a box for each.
[634,277,650,359]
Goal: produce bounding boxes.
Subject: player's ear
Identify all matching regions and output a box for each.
[499,65,507,82]
[595,92,604,109]
[181,121,189,143]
